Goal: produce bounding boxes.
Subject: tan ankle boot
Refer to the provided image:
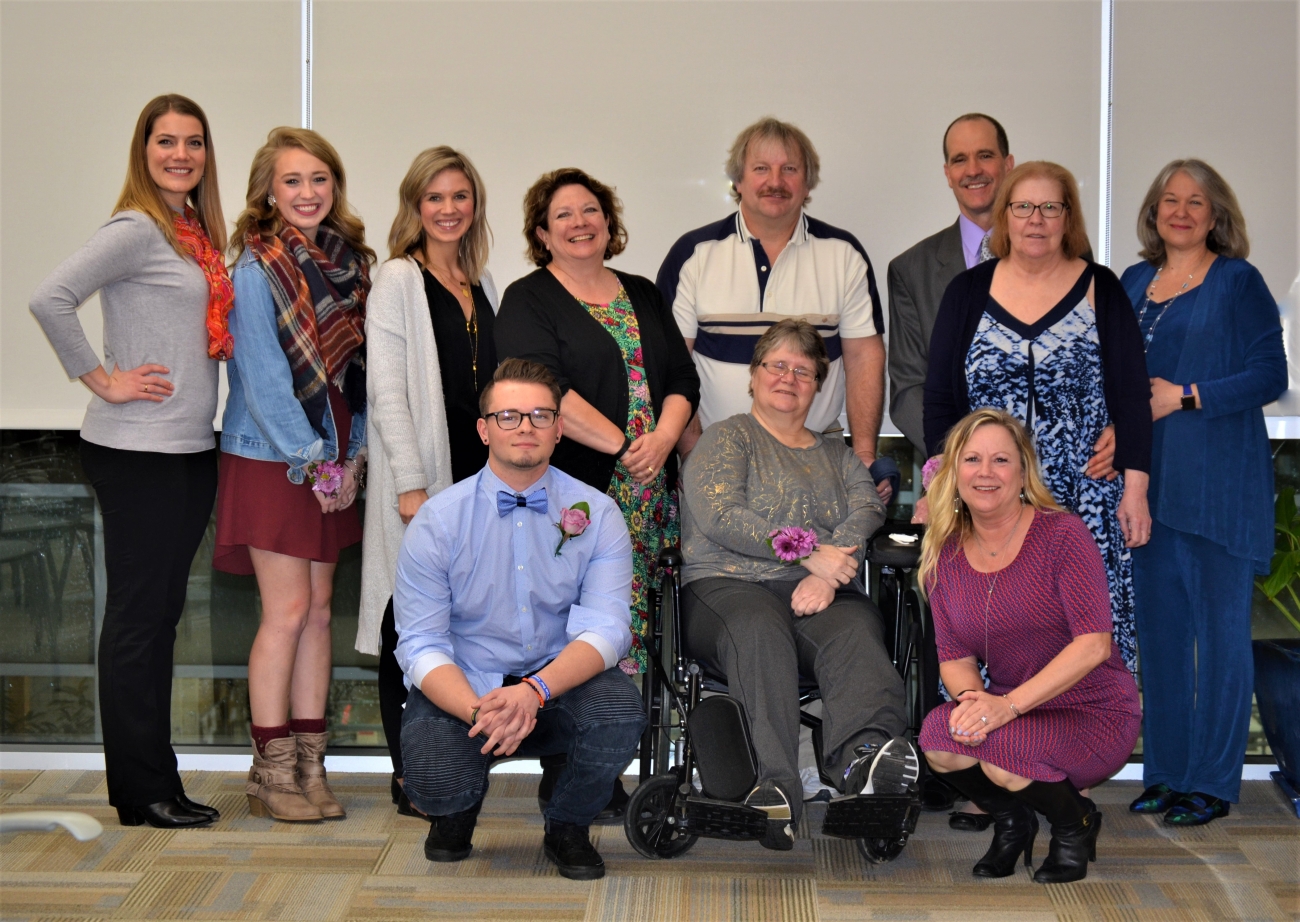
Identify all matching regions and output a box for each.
[295,731,345,818]
[247,736,322,821]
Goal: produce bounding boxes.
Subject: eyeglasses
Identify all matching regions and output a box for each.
[482,408,558,429]
[1008,201,1067,220]
[759,361,817,383]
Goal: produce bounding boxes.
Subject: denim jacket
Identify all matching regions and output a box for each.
[220,250,366,483]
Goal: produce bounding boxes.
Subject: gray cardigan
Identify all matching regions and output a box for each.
[29,211,218,453]
[680,413,885,585]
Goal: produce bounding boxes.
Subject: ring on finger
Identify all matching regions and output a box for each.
[143,385,149,393]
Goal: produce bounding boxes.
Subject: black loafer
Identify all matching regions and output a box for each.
[117,797,214,829]
[920,775,960,811]
[175,793,219,819]
[543,822,605,880]
[949,809,993,832]
[1129,783,1181,814]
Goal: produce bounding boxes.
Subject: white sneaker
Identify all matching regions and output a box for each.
[842,737,920,796]
[800,766,837,802]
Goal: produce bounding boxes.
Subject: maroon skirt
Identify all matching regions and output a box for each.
[213,389,362,575]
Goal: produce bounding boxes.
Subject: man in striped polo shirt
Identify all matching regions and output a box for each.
[656,117,893,502]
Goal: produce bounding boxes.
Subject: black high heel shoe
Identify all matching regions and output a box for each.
[1033,810,1101,883]
[176,793,219,819]
[973,802,1038,878]
[117,797,214,829]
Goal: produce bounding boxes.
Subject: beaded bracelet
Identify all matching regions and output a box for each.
[522,677,547,708]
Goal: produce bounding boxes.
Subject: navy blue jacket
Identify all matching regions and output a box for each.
[1121,257,1287,569]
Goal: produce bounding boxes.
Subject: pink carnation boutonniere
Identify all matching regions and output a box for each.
[554,502,592,557]
[309,460,346,498]
[767,526,820,564]
[921,455,943,493]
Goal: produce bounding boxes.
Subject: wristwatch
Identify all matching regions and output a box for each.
[1181,384,1197,411]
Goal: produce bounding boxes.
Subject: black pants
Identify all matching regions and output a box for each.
[378,597,407,777]
[80,440,217,808]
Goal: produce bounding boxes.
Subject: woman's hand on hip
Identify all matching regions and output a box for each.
[1085,425,1118,480]
[802,544,860,586]
[791,574,835,616]
[948,690,1015,745]
[398,489,429,524]
[1117,470,1151,547]
[622,429,673,486]
[80,363,173,404]
[1149,377,1185,421]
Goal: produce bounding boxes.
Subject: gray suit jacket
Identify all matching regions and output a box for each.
[887,220,964,453]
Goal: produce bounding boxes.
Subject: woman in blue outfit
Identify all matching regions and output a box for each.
[1121,160,1287,826]
[924,161,1153,675]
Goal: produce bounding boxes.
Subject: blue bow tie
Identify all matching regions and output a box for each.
[497,488,548,517]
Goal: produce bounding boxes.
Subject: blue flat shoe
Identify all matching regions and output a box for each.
[1129,783,1181,814]
[1164,792,1230,826]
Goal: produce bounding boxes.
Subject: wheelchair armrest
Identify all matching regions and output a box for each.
[657,544,683,570]
[866,521,924,570]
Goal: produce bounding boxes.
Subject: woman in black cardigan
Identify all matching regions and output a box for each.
[921,161,1151,676]
[496,168,699,678]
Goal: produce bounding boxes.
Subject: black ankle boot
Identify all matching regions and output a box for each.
[1011,779,1099,884]
[938,765,1037,878]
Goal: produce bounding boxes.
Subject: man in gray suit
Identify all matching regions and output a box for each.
[887,113,1013,454]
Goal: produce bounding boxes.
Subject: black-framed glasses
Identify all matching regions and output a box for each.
[1008,201,1068,220]
[759,361,817,383]
[483,408,558,429]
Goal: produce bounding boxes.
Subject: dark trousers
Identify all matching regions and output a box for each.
[80,440,217,808]
[378,597,406,778]
[681,577,906,823]
[1132,519,1255,803]
[401,668,645,825]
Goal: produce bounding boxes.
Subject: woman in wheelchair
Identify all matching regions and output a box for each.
[917,409,1141,884]
[678,318,919,850]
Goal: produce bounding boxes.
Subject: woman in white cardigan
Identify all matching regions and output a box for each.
[357,148,498,813]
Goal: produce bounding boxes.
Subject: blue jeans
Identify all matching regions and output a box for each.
[401,668,645,826]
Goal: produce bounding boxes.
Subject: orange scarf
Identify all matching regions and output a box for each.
[173,207,234,360]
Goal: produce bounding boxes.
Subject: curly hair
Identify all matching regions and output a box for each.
[521,168,627,268]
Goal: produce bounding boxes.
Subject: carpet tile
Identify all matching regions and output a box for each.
[0,772,1296,921]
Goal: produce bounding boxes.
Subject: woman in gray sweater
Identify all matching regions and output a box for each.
[679,319,915,847]
[29,95,232,829]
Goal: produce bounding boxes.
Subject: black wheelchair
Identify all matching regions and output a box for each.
[623,522,932,864]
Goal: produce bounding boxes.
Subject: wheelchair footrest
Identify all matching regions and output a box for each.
[683,797,770,841]
[820,792,921,840]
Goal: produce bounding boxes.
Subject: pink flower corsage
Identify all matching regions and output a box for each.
[921,455,943,493]
[554,502,592,557]
[309,460,346,498]
[767,526,820,563]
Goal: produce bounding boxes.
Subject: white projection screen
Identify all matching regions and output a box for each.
[2,0,1297,431]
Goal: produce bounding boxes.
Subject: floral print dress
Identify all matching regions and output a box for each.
[579,287,679,673]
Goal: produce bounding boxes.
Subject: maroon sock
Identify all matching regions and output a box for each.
[251,723,291,755]
[289,718,327,735]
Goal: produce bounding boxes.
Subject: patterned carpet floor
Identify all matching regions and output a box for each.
[1,771,1296,921]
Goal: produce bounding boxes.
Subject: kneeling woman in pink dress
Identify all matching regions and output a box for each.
[918,408,1140,884]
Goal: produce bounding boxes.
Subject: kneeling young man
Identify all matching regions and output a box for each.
[394,359,645,880]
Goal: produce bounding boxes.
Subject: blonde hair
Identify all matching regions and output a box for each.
[387,146,492,281]
[1136,159,1250,264]
[229,127,375,265]
[113,94,226,256]
[918,409,1062,595]
[725,117,821,205]
[989,161,1091,261]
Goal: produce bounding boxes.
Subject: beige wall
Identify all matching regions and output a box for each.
[0,0,299,428]
[3,0,1298,430]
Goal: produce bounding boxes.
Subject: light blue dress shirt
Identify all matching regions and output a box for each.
[958,214,990,270]
[393,463,633,698]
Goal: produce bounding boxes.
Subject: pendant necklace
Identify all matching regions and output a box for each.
[431,262,478,381]
[973,506,1024,669]
[1136,257,1203,353]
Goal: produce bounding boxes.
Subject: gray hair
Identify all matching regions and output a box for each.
[725,117,820,205]
[748,318,830,395]
[1137,159,1250,264]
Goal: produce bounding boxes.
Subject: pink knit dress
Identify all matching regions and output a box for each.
[918,510,1141,789]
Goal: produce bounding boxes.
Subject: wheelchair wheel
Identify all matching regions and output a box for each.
[857,834,907,864]
[624,774,699,859]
